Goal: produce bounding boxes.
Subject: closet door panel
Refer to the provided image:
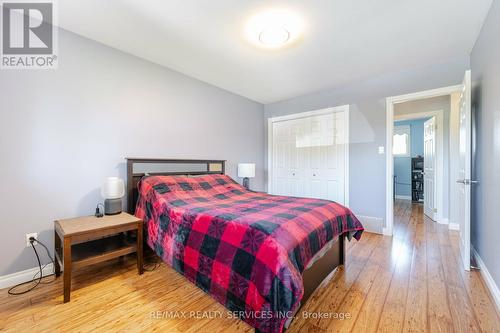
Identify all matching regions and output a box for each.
[272,122,289,195]
[273,119,307,197]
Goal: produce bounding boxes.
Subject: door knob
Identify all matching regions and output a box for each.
[313,173,316,176]
[456,179,465,184]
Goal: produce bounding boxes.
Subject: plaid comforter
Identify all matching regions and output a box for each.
[135,174,363,333]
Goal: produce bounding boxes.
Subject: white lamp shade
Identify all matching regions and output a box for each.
[101,177,125,199]
[238,163,255,178]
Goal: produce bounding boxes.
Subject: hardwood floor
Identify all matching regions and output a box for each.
[1,200,499,332]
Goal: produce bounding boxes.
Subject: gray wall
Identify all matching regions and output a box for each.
[471,0,500,288]
[265,57,468,231]
[0,29,264,275]
[394,95,452,220]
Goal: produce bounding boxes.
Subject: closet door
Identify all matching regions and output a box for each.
[307,112,345,203]
[271,110,346,204]
[272,118,307,197]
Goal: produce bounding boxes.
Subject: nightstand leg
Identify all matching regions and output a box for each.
[54,230,61,277]
[63,237,72,303]
[137,222,144,275]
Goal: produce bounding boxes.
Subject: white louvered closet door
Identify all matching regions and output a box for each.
[271,110,346,204]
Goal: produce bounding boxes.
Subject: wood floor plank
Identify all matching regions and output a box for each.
[377,202,419,333]
[425,221,454,333]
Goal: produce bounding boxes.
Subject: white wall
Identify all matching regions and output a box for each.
[0,29,264,275]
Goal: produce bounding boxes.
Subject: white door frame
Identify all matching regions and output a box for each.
[394,111,444,223]
[267,105,350,207]
[385,85,462,236]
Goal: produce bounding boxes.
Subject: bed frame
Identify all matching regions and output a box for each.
[125,158,345,321]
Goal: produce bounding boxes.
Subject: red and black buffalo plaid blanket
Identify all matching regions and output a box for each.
[135,174,363,333]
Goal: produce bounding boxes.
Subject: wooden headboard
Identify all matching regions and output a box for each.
[125,158,226,214]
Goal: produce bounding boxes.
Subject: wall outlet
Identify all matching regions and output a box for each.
[26,233,38,247]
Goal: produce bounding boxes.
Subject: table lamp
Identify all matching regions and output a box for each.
[238,163,255,190]
[101,177,125,215]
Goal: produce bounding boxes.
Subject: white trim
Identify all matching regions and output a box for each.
[449,223,460,231]
[267,107,345,123]
[395,195,412,200]
[0,263,54,289]
[386,85,463,105]
[267,105,350,207]
[385,85,463,236]
[386,101,394,236]
[345,107,350,207]
[356,215,384,234]
[473,247,500,312]
[437,218,449,225]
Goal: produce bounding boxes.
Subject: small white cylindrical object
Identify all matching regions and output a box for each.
[101,177,125,199]
[238,163,255,178]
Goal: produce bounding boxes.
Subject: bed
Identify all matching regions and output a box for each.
[126,158,364,333]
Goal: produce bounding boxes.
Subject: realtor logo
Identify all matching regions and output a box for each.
[1,0,58,69]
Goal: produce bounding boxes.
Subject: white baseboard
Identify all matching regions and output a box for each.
[448,223,460,231]
[356,215,384,235]
[0,263,54,289]
[382,227,393,236]
[473,248,500,312]
[395,195,412,200]
[437,218,449,225]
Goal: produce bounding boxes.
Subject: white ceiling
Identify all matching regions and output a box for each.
[58,0,492,104]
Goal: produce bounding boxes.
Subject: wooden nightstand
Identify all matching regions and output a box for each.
[54,212,143,303]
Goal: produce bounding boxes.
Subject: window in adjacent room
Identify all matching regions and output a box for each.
[393,125,410,157]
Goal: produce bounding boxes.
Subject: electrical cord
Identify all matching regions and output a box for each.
[143,263,160,272]
[32,239,56,284]
[143,255,161,272]
[8,237,56,295]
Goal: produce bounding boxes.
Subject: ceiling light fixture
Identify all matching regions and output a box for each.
[245,9,303,49]
[259,26,290,46]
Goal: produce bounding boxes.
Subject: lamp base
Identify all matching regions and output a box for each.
[242,177,250,190]
[104,198,122,215]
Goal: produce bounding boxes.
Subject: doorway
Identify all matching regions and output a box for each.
[385,84,463,237]
[386,73,473,271]
[392,111,444,222]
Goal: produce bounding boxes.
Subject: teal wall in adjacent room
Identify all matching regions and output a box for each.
[394,118,430,197]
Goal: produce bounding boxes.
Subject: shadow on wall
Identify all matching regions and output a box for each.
[80,161,128,213]
[471,79,481,249]
[348,103,375,144]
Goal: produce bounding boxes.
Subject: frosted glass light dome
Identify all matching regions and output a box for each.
[101,177,125,199]
[238,163,256,178]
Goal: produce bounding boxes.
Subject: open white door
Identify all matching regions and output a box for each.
[457,70,472,271]
[423,117,436,220]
